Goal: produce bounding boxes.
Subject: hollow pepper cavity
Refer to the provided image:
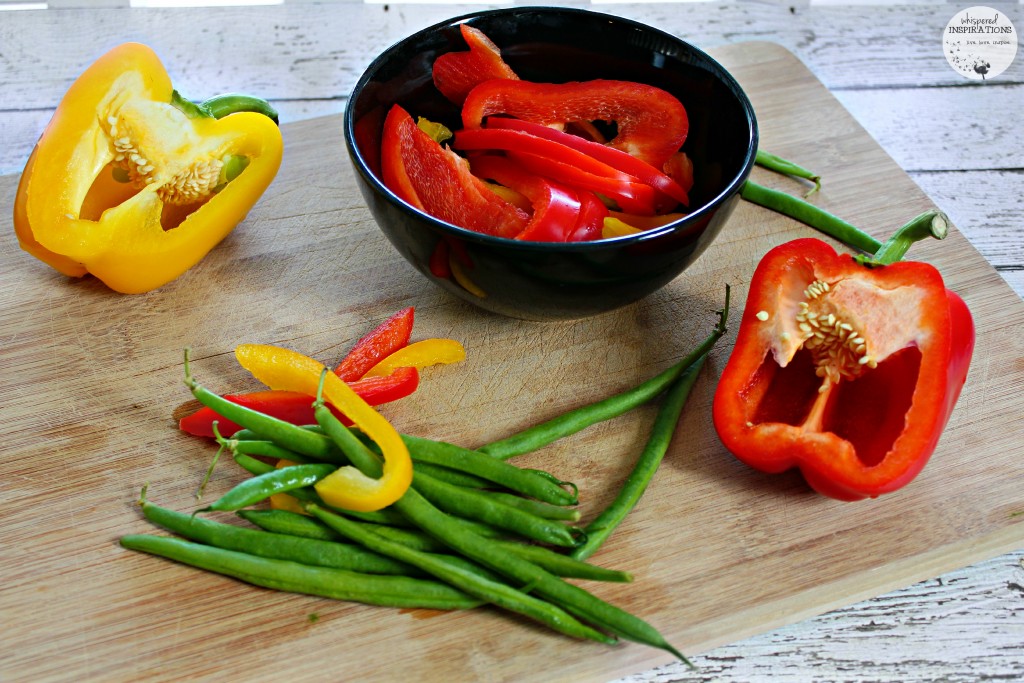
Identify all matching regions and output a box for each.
[712,238,974,500]
[14,42,283,293]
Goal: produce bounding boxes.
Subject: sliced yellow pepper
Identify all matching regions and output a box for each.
[363,338,467,378]
[601,217,643,239]
[14,43,283,293]
[234,344,413,512]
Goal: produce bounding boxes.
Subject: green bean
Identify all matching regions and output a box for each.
[143,499,419,575]
[401,435,578,505]
[197,462,336,513]
[412,472,581,547]
[492,542,632,583]
[312,395,687,659]
[238,510,626,582]
[119,534,480,610]
[572,356,708,562]
[307,504,615,645]
[238,509,342,542]
[232,453,409,526]
[232,425,502,489]
[224,437,330,464]
[183,351,337,460]
[483,491,581,522]
[739,181,883,254]
[309,398,580,547]
[480,288,730,461]
[755,149,821,196]
[412,463,492,489]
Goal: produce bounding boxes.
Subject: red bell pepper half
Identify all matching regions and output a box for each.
[381,104,528,238]
[179,367,420,437]
[461,79,689,169]
[712,238,974,501]
[432,23,519,105]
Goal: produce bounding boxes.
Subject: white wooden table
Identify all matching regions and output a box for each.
[1,2,1021,680]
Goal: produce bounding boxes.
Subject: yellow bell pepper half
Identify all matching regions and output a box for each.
[234,344,413,513]
[14,43,283,293]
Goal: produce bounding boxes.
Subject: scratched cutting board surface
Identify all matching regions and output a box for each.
[2,42,1022,682]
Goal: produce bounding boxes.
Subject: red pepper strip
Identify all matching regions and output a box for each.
[352,104,387,178]
[712,238,974,501]
[432,23,519,105]
[453,127,658,215]
[507,150,658,216]
[429,239,452,278]
[486,117,689,208]
[462,79,689,168]
[380,104,528,238]
[179,367,420,437]
[334,307,415,381]
[662,151,695,197]
[569,190,609,242]
[470,155,582,242]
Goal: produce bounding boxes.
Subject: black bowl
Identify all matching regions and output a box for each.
[343,7,757,320]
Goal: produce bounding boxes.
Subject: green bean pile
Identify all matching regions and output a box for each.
[121,289,729,661]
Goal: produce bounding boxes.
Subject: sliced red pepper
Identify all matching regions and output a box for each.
[462,79,689,168]
[569,190,609,242]
[380,104,528,237]
[712,238,974,501]
[470,155,582,242]
[662,151,695,198]
[453,127,659,215]
[432,24,519,105]
[506,150,657,216]
[179,367,420,437]
[486,117,689,208]
[334,306,415,381]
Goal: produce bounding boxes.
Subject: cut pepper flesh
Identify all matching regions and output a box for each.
[235,344,413,512]
[713,238,974,500]
[15,43,282,293]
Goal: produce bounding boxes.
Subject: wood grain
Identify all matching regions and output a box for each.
[1,39,1022,683]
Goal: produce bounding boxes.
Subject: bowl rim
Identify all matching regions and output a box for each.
[342,5,759,253]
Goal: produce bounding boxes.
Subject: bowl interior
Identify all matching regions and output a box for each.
[347,7,756,224]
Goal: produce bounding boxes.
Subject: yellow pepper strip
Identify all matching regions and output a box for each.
[363,339,467,378]
[234,344,412,512]
[15,43,283,293]
[601,217,643,239]
[270,460,309,515]
[606,211,687,232]
[448,256,488,299]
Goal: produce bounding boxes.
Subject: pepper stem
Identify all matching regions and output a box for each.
[201,93,280,125]
[856,210,949,266]
[170,90,280,125]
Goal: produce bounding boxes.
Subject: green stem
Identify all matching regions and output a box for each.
[170,90,279,124]
[202,93,280,124]
[856,210,948,266]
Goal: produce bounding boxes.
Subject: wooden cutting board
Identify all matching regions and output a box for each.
[2,42,1022,682]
